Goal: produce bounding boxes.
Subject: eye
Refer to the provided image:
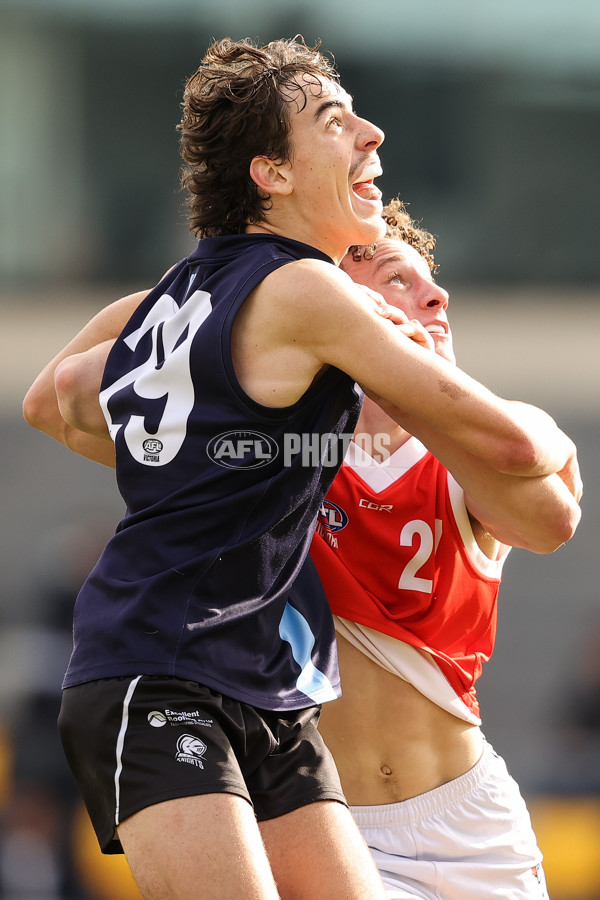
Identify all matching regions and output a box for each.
[387,271,405,286]
[326,114,343,129]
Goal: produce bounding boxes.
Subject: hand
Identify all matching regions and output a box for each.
[354,283,401,320]
[395,318,436,353]
[355,283,435,352]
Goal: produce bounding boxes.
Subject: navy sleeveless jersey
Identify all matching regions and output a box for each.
[63,234,362,710]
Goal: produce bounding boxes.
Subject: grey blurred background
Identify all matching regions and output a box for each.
[1,1,599,898]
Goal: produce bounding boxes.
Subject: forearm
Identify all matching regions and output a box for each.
[466,471,581,554]
[57,427,116,468]
[331,314,571,478]
[266,260,576,481]
[402,418,581,553]
[53,341,117,467]
[484,399,580,484]
[23,289,147,461]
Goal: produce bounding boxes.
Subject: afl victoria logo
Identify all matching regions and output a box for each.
[207,430,279,469]
[143,438,163,453]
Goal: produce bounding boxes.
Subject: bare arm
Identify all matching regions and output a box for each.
[357,313,582,554]
[23,289,149,466]
[402,416,581,554]
[257,260,577,480]
[54,340,116,459]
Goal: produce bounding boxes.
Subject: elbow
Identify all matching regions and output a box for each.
[495,425,577,483]
[54,356,84,429]
[522,503,582,555]
[23,358,85,449]
[550,502,582,550]
[492,434,547,478]
[22,381,62,439]
[22,385,44,431]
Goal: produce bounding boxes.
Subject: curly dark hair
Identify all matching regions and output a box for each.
[177,36,339,238]
[346,197,439,274]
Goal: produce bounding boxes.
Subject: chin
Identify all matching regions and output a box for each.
[354,213,385,244]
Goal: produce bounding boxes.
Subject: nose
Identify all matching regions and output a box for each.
[357,116,385,151]
[424,284,449,310]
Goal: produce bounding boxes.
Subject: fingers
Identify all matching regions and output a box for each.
[355,282,433,350]
[355,283,410,324]
[374,298,409,325]
[397,320,436,352]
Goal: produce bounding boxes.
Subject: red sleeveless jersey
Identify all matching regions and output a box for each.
[310,438,507,718]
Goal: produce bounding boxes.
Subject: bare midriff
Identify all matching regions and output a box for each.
[319,634,484,805]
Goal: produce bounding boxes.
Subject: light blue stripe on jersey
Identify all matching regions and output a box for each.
[279,602,337,703]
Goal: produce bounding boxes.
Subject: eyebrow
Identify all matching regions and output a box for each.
[313,97,351,122]
[373,254,406,273]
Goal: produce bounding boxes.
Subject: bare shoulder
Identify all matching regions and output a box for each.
[230,258,377,406]
[257,257,380,338]
[262,257,355,303]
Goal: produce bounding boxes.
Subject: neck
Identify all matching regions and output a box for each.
[245,221,345,264]
[356,399,412,458]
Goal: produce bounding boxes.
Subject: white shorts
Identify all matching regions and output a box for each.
[351,741,549,900]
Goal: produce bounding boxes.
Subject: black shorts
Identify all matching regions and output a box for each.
[58,676,346,854]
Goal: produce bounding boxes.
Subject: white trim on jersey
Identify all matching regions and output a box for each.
[344,437,429,493]
[331,435,511,725]
[334,617,481,726]
[446,474,510,577]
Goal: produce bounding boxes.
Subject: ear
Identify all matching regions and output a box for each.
[249,156,293,197]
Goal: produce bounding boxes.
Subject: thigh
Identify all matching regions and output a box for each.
[260,800,387,900]
[119,792,279,900]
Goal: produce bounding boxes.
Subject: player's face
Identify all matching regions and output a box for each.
[344,238,455,363]
[286,76,386,260]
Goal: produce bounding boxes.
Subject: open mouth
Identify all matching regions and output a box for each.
[352,178,382,203]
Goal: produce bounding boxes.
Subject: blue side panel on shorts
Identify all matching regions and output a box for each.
[63,233,362,710]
